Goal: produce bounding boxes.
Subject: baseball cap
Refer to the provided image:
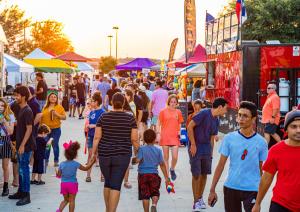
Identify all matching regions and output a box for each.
[284,110,300,130]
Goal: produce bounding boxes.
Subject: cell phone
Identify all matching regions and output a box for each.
[211,198,217,207]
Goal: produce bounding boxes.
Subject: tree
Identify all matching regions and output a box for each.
[99,56,117,74]
[220,0,300,43]
[0,5,34,59]
[31,20,74,55]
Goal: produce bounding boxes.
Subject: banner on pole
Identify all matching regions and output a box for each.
[184,0,196,63]
[168,38,178,62]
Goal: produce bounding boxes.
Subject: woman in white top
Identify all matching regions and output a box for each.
[0,98,15,196]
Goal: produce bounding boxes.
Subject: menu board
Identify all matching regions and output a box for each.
[177,101,188,128]
[205,12,239,55]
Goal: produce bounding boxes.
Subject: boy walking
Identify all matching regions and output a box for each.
[134,129,169,212]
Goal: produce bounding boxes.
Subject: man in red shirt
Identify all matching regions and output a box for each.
[252,110,300,212]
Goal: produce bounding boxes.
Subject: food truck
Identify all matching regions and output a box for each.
[205,12,300,141]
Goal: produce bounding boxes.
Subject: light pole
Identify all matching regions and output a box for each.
[107,35,113,57]
[112,26,119,61]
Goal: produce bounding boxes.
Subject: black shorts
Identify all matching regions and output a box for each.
[76,97,86,107]
[0,136,12,159]
[223,186,257,212]
[141,111,149,123]
[33,157,45,174]
[99,155,130,191]
[138,173,161,200]
[269,201,292,212]
[189,154,212,176]
[264,123,278,135]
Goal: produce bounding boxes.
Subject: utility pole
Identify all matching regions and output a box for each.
[112,26,119,61]
[107,35,113,57]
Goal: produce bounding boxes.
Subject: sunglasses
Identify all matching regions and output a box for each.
[241,149,248,160]
[267,87,274,90]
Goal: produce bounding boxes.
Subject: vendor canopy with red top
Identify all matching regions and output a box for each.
[115,58,156,70]
[167,44,207,68]
[56,52,89,62]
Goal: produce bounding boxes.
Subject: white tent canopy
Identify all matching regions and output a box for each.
[24,48,53,59]
[74,62,94,72]
[4,53,34,73]
[175,64,206,77]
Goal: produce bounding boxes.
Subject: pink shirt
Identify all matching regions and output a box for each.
[151,88,168,116]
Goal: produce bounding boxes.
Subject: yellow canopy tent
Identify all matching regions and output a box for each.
[24,59,77,74]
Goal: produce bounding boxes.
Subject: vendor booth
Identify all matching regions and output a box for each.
[4,53,34,87]
[116,58,157,78]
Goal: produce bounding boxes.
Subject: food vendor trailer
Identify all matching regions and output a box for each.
[205,43,300,137]
[205,12,300,138]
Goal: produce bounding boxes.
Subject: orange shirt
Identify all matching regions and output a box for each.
[159,108,183,146]
[262,92,280,124]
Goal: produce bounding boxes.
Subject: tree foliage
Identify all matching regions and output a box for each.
[0,5,33,58]
[221,0,300,43]
[31,20,74,55]
[99,56,117,74]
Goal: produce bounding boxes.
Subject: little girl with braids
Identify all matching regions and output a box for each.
[56,141,95,212]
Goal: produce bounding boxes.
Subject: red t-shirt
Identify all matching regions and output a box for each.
[263,141,300,211]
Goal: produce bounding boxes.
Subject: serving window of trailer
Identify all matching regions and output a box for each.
[270,68,300,113]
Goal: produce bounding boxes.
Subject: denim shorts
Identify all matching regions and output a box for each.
[189,154,212,176]
[151,116,158,125]
[87,136,94,149]
[99,155,130,191]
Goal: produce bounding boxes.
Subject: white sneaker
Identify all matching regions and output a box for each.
[198,197,206,209]
[192,202,201,212]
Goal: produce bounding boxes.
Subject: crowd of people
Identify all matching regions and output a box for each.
[0,72,299,212]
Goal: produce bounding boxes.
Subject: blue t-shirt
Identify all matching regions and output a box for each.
[59,160,81,183]
[191,108,219,157]
[97,82,111,100]
[219,131,268,191]
[88,108,105,137]
[137,145,164,174]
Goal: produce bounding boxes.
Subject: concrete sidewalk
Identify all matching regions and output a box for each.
[0,118,273,212]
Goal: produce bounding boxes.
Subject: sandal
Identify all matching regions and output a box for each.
[85,177,91,182]
[124,182,132,189]
[12,183,19,187]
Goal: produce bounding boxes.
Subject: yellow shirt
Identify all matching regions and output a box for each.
[41,104,66,129]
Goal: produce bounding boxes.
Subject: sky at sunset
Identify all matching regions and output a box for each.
[5,0,228,59]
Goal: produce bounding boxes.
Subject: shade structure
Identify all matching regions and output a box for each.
[4,54,34,73]
[175,63,206,77]
[150,64,161,71]
[167,44,207,68]
[74,62,94,72]
[24,59,75,73]
[56,52,89,62]
[24,48,53,59]
[116,58,156,71]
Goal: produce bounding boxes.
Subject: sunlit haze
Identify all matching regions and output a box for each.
[5,0,228,59]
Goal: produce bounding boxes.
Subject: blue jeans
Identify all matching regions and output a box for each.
[38,100,46,111]
[17,151,32,192]
[45,127,61,163]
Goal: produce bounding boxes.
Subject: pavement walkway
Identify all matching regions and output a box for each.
[0,117,273,212]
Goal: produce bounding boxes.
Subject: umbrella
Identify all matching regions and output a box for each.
[4,54,34,73]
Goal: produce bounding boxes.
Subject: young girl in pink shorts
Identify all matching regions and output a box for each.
[56,141,95,212]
